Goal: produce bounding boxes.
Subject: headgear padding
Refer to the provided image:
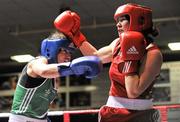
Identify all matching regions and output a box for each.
[41,38,75,63]
[114,3,153,32]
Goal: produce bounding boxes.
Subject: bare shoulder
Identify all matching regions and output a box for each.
[140,45,163,76]
[147,47,163,63]
[28,56,47,67]
[144,46,163,75]
[110,38,119,51]
[110,38,119,46]
[27,56,48,77]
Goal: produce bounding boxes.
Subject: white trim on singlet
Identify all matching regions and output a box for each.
[106,96,153,110]
[18,88,36,113]
[8,114,47,122]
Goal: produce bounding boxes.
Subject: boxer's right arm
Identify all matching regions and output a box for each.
[58,56,103,78]
[54,10,87,47]
[27,56,102,79]
[27,57,60,78]
[79,39,118,64]
[54,10,115,64]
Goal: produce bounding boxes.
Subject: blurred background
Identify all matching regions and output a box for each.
[0,0,180,121]
[0,0,180,73]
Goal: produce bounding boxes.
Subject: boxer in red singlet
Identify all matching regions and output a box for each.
[54,3,163,122]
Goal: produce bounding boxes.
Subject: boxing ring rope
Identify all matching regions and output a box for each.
[62,109,99,122]
[0,105,180,122]
[154,105,180,122]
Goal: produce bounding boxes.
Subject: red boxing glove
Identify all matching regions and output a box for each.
[120,31,146,61]
[117,31,146,75]
[118,60,139,75]
[54,10,86,47]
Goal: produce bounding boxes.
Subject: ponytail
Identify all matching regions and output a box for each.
[142,26,159,44]
[151,26,159,37]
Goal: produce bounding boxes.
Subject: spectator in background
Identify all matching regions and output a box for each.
[0,76,17,112]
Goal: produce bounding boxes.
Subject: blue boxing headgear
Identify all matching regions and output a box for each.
[41,38,75,63]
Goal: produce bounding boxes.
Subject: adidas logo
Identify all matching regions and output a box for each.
[127,46,139,54]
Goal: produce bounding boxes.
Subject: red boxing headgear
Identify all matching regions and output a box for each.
[114,3,153,32]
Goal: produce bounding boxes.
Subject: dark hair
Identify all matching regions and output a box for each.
[124,15,130,21]
[48,30,67,40]
[143,26,159,43]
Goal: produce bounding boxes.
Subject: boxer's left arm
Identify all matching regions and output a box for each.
[117,31,148,98]
[120,32,163,98]
[125,48,163,98]
[118,31,146,75]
